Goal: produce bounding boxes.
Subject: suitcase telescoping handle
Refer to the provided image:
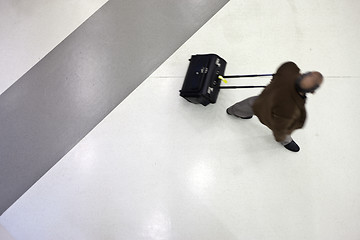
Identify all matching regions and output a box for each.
[219,73,274,89]
[222,74,274,78]
[220,86,266,89]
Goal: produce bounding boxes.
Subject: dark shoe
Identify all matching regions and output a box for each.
[284,140,300,152]
[226,108,252,119]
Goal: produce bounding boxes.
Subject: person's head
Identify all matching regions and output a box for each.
[296,71,324,94]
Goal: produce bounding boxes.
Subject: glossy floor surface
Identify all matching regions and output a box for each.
[0,0,108,95]
[0,0,228,215]
[0,1,106,238]
[1,0,360,239]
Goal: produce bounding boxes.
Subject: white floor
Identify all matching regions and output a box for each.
[0,0,108,95]
[0,224,14,240]
[0,0,107,238]
[1,0,360,239]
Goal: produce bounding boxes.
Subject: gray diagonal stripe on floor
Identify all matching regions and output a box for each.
[0,0,229,215]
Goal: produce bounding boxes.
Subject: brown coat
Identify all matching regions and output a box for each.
[252,62,307,142]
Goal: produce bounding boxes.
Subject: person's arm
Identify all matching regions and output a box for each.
[270,62,300,85]
[275,62,299,75]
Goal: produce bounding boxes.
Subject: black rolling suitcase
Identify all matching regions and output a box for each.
[180,54,272,106]
[179,54,226,106]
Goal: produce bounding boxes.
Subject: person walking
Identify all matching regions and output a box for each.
[226,62,323,152]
